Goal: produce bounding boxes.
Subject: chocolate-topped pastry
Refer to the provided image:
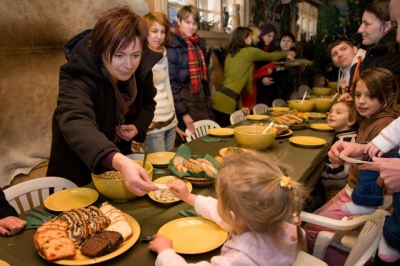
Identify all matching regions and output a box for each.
[97,231,123,252]
[80,236,111,258]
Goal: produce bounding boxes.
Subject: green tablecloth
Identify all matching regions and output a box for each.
[0,122,334,265]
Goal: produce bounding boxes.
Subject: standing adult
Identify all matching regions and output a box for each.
[212,27,288,127]
[357,0,400,85]
[328,38,366,94]
[143,12,178,153]
[255,23,278,105]
[46,7,158,195]
[166,5,213,145]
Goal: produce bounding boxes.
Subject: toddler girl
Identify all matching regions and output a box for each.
[149,151,307,265]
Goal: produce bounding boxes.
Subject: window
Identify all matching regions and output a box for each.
[296,2,318,42]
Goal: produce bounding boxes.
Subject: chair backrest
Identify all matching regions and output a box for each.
[272,99,288,107]
[230,110,246,125]
[300,209,388,266]
[185,120,221,142]
[253,103,270,114]
[4,176,78,214]
[299,85,311,97]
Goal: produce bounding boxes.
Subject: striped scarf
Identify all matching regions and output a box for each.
[175,28,207,94]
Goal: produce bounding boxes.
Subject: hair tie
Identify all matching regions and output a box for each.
[280,176,292,190]
[293,212,301,226]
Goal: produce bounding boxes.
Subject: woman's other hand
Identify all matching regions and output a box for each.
[116,124,138,141]
[182,114,195,134]
[262,77,274,86]
[112,153,157,196]
[0,216,27,237]
[287,51,296,61]
[148,234,172,254]
[176,127,187,141]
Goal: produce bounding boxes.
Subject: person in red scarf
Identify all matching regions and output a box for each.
[166,5,213,146]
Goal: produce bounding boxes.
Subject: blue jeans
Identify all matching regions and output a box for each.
[145,127,176,153]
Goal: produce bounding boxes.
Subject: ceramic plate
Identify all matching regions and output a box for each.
[310,123,334,131]
[148,176,192,203]
[276,129,293,138]
[147,152,175,167]
[339,155,381,165]
[40,214,140,265]
[269,107,290,112]
[219,147,249,157]
[246,114,269,121]
[289,136,327,148]
[44,188,98,212]
[208,128,234,137]
[158,217,228,254]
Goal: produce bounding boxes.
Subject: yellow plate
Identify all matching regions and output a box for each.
[276,129,293,138]
[147,152,175,167]
[208,128,234,137]
[44,188,99,212]
[305,112,327,120]
[310,123,334,131]
[219,147,249,157]
[43,214,140,265]
[0,260,10,266]
[148,176,192,203]
[246,114,269,121]
[289,136,327,148]
[158,217,228,254]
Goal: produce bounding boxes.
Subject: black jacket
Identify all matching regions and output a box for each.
[47,30,160,186]
[359,27,400,84]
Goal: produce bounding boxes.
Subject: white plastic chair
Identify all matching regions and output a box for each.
[252,103,270,114]
[299,209,389,266]
[230,110,246,125]
[185,119,221,142]
[4,176,78,214]
[272,99,288,107]
[299,85,312,97]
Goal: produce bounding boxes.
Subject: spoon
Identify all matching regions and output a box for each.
[301,91,307,103]
[331,93,339,101]
[141,143,148,167]
[262,122,274,134]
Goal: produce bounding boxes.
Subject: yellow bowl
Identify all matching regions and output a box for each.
[234,125,277,150]
[92,160,153,202]
[288,100,315,112]
[313,87,332,96]
[328,81,338,91]
[312,98,335,113]
[269,107,290,112]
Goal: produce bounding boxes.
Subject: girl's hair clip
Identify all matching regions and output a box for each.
[280,176,292,190]
[293,211,301,226]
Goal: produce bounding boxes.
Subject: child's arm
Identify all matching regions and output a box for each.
[168,179,197,206]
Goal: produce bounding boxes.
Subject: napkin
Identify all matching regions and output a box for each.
[201,136,230,143]
[179,209,199,217]
[167,144,218,179]
[24,209,55,230]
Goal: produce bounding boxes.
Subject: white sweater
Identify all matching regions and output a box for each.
[147,48,177,135]
[372,117,400,153]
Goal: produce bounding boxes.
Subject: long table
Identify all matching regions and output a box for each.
[0,122,335,265]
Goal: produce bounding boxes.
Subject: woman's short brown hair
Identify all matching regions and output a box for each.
[143,12,173,46]
[177,5,200,23]
[89,6,148,64]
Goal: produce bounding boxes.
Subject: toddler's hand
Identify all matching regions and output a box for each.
[168,179,190,200]
[148,234,172,254]
[364,142,383,158]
